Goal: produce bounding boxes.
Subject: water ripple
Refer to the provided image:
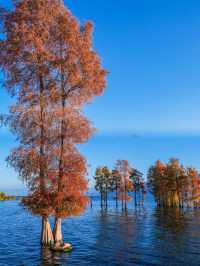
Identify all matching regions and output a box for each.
[1,200,200,265]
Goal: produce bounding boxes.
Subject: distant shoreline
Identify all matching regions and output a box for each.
[0,192,17,201]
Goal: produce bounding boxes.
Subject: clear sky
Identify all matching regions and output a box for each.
[1,0,200,194]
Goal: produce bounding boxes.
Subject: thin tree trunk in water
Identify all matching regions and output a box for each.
[41,217,54,247]
[121,192,124,211]
[55,40,65,247]
[100,191,103,208]
[175,176,181,208]
[116,183,118,208]
[53,217,63,246]
[135,190,137,206]
[90,196,93,208]
[105,185,108,209]
[138,187,141,205]
[39,75,45,194]
[124,181,127,211]
[39,76,50,247]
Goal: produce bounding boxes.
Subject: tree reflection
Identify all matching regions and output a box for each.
[40,247,70,266]
[154,207,187,235]
[94,208,144,265]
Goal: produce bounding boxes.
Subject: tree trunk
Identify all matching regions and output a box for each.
[55,40,65,248]
[100,191,103,208]
[39,75,46,195]
[103,192,106,208]
[175,176,181,208]
[53,217,63,246]
[135,190,137,206]
[124,181,127,211]
[41,217,54,247]
[90,196,93,208]
[121,192,124,211]
[105,185,108,209]
[115,184,118,208]
[138,187,141,205]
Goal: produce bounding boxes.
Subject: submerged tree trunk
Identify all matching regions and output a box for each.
[175,176,181,208]
[105,184,108,209]
[138,187,141,205]
[121,191,124,211]
[100,190,103,208]
[103,192,106,208]
[39,77,52,247]
[124,181,127,211]
[134,190,137,207]
[53,217,63,246]
[115,184,118,208]
[41,217,54,247]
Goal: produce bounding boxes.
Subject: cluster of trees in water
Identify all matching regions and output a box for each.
[0,0,106,250]
[147,159,200,208]
[0,192,16,201]
[94,158,200,211]
[94,160,146,210]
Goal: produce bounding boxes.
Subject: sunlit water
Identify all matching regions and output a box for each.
[1,197,200,266]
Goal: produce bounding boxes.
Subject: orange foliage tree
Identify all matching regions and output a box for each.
[0,0,63,246]
[45,1,107,246]
[0,0,107,247]
[147,159,200,208]
[130,168,145,206]
[115,160,133,211]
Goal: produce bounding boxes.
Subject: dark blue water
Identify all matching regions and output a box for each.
[1,198,200,266]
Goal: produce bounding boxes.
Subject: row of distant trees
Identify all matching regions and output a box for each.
[94,160,146,210]
[147,159,200,208]
[0,192,16,201]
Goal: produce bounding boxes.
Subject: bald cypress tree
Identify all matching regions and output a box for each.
[46,1,107,246]
[0,0,107,248]
[0,0,65,246]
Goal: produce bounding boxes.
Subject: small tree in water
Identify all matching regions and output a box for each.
[147,159,200,208]
[130,168,145,206]
[115,160,133,211]
[94,166,112,208]
[111,169,121,208]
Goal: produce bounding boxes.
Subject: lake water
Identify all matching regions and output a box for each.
[1,197,200,266]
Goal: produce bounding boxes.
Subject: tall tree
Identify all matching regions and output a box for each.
[111,169,121,208]
[130,168,144,206]
[147,160,167,207]
[115,160,132,211]
[0,0,107,248]
[94,166,112,209]
[46,1,107,246]
[0,0,64,246]
[94,167,104,208]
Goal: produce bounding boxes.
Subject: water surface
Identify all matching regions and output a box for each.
[1,198,200,265]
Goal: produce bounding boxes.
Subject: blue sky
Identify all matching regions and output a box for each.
[1,0,200,193]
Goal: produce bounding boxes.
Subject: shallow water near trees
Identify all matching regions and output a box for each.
[1,197,200,266]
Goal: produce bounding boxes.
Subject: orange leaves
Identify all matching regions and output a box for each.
[148,159,200,207]
[1,0,107,219]
[49,106,94,144]
[115,160,132,183]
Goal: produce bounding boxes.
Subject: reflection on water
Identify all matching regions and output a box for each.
[155,208,187,234]
[1,200,200,265]
[40,247,72,266]
[40,248,54,266]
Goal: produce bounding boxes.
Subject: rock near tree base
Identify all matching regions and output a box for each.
[51,243,72,252]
